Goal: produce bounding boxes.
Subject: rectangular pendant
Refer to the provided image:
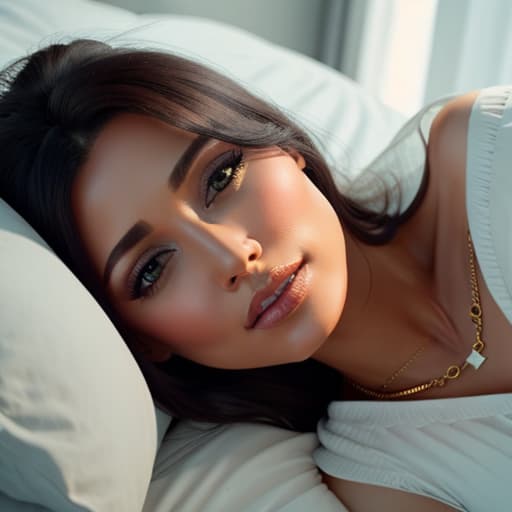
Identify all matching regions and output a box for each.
[466,349,486,369]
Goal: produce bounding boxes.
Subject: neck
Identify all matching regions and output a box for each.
[312,229,464,389]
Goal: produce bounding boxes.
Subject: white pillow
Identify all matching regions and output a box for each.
[0,0,406,511]
[0,3,171,511]
[0,200,160,512]
[0,0,404,172]
[144,422,348,512]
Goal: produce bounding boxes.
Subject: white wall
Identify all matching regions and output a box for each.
[99,0,328,59]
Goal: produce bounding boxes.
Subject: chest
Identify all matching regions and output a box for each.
[344,165,512,402]
[380,98,509,400]
[429,156,512,396]
[343,95,512,401]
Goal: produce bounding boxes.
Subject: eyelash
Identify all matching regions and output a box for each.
[203,148,245,208]
[127,248,175,300]
[127,148,246,300]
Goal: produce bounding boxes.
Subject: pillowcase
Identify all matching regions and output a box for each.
[0,0,405,173]
[0,200,161,511]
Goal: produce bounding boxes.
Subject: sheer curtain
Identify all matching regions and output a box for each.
[425,0,512,103]
[320,0,512,116]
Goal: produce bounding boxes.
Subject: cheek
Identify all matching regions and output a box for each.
[132,284,228,351]
[247,165,318,236]
[254,166,342,253]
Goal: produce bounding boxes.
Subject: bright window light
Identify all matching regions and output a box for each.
[359,0,439,116]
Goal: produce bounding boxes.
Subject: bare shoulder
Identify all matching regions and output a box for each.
[427,90,480,175]
[395,90,481,281]
[425,90,480,253]
[323,474,459,512]
[426,88,512,395]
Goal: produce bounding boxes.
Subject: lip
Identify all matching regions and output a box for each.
[245,259,305,329]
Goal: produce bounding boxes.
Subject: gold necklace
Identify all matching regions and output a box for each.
[347,230,486,400]
[380,344,426,390]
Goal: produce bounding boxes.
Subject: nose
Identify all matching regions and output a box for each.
[181,217,263,289]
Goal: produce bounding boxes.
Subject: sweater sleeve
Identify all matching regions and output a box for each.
[315,394,512,512]
[466,85,512,325]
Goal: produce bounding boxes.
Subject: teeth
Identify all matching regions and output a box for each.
[260,272,296,311]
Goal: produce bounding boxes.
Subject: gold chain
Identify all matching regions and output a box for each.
[381,344,426,389]
[347,230,486,400]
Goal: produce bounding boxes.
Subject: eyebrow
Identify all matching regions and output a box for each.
[102,135,211,287]
[169,135,211,189]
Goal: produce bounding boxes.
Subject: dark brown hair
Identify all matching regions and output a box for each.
[0,40,412,432]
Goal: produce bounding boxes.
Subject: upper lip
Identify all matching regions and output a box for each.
[244,259,303,329]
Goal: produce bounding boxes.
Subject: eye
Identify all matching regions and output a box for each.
[128,249,175,300]
[205,149,246,208]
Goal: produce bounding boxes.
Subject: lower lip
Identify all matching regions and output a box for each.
[252,263,311,330]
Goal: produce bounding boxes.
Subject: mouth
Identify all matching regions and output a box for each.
[245,258,309,330]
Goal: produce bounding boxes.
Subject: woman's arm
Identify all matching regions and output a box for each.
[323,474,460,512]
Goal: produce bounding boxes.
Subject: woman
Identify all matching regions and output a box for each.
[1,40,511,511]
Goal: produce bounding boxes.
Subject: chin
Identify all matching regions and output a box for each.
[281,314,338,364]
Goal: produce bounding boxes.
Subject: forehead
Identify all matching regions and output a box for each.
[78,113,194,190]
[71,114,194,270]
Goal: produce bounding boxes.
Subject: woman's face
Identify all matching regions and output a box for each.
[72,114,348,368]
